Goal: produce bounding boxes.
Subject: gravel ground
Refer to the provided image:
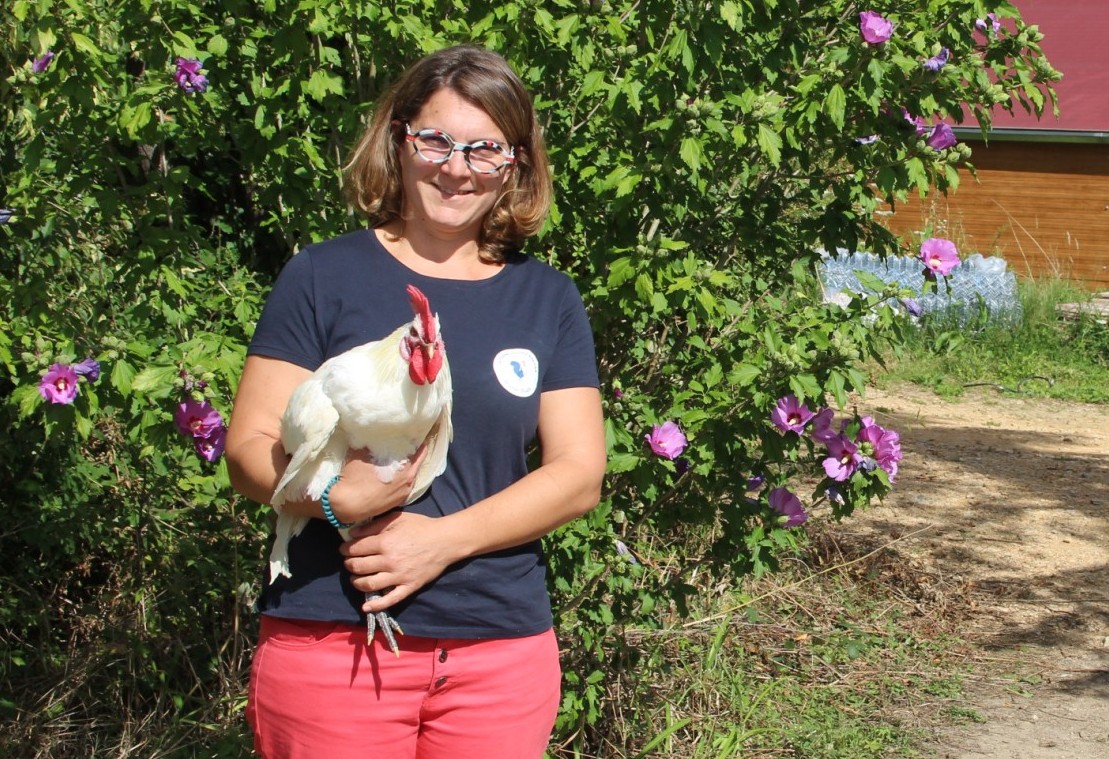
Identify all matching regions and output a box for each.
[854,383,1109,759]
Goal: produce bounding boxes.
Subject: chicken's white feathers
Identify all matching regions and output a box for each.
[267,304,452,584]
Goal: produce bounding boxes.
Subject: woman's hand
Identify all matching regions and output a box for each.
[340,510,456,613]
[325,445,428,525]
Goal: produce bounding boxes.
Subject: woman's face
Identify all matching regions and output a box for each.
[399,88,513,244]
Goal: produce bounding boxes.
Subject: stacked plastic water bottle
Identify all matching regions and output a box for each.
[818,248,1022,326]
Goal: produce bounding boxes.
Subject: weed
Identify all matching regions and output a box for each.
[873,276,1109,403]
[567,528,975,758]
[945,705,987,724]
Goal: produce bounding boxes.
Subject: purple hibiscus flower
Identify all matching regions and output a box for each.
[195,425,227,462]
[32,51,55,73]
[645,421,688,460]
[769,487,809,527]
[809,408,838,443]
[822,434,862,481]
[73,357,101,382]
[771,394,815,434]
[923,48,950,71]
[902,109,930,136]
[615,539,639,565]
[856,417,903,482]
[174,58,209,94]
[0,209,13,224]
[976,12,1001,35]
[859,11,893,45]
[919,237,961,276]
[900,297,924,317]
[926,123,957,150]
[39,363,80,404]
[175,398,224,439]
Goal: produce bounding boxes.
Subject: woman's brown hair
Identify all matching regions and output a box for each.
[344,46,552,263]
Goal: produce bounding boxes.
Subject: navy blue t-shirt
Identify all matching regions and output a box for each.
[248,229,599,638]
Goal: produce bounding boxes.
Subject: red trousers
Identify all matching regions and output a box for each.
[247,615,561,759]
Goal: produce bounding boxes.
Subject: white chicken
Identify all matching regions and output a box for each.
[269,284,452,654]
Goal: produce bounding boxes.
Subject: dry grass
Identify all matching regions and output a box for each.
[554,523,986,758]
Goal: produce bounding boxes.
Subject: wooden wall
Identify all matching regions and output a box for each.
[879,140,1109,291]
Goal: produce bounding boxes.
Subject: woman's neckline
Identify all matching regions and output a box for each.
[370,227,509,283]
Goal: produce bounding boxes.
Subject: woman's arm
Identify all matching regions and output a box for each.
[225,354,424,522]
[448,385,607,551]
[225,355,310,505]
[342,385,607,611]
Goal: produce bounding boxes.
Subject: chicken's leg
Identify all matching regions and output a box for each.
[366,592,404,656]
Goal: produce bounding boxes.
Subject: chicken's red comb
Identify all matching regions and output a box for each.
[406,284,436,341]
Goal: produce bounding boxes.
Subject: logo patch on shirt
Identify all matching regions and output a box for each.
[493,349,539,397]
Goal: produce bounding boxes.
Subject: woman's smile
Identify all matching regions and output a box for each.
[399,89,511,241]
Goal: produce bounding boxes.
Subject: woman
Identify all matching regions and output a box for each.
[225,45,606,759]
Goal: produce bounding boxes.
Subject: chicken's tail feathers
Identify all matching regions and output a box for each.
[267,513,309,584]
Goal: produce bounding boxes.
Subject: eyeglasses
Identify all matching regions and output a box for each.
[404,123,516,174]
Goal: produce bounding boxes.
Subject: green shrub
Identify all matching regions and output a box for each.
[0,1,1055,754]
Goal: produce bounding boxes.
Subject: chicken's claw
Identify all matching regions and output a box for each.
[365,592,404,656]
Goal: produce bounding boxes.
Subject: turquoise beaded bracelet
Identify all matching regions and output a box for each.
[320,475,353,529]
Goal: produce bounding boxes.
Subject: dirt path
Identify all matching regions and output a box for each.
[853,383,1109,758]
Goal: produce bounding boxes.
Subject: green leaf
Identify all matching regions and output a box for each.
[757,123,782,167]
[303,69,344,102]
[679,136,704,174]
[233,296,256,327]
[554,13,580,46]
[75,414,93,439]
[719,0,743,31]
[846,367,869,393]
[207,34,230,57]
[14,384,42,419]
[171,31,200,58]
[131,365,180,396]
[111,359,137,396]
[827,370,847,408]
[615,171,641,198]
[788,373,822,402]
[621,80,644,114]
[121,101,153,139]
[35,28,57,52]
[854,270,888,293]
[606,453,641,474]
[825,83,846,130]
[905,157,928,192]
[69,32,100,56]
[162,268,188,298]
[607,257,635,288]
[581,70,606,97]
[704,362,723,388]
[728,363,762,388]
[943,163,961,190]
